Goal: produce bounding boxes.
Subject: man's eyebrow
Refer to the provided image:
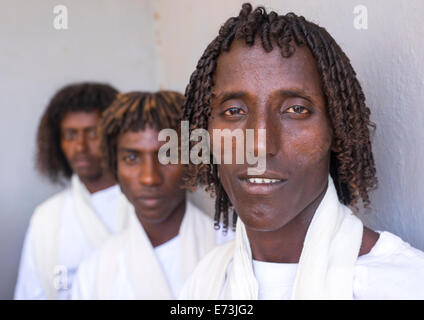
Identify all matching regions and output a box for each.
[117,147,139,153]
[278,89,315,103]
[212,89,316,103]
[212,91,246,104]
[62,126,96,131]
[83,126,97,131]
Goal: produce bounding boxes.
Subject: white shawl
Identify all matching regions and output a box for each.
[95,200,217,299]
[31,175,129,299]
[71,175,129,248]
[181,175,363,300]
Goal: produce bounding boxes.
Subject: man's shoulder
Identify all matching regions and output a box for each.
[185,200,215,236]
[33,190,69,216]
[201,239,235,263]
[180,240,235,299]
[190,239,235,282]
[358,231,424,264]
[186,200,213,221]
[356,231,424,298]
[75,229,128,281]
[89,228,129,266]
[77,231,127,274]
[30,189,70,227]
[100,228,129,252]
[73,228,129,299]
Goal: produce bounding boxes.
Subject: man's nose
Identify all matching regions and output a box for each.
[138,155,163,187]
[247,110,279,158]
[75,133,88,152]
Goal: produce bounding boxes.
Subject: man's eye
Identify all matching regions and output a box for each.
[223,107,246,116]
[62,131,75,140]
[87,129,98,139]
[286,105,309,114]
[124,154,138,164]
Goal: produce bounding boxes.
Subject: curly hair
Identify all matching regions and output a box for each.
[36,82,119,183]
[182,3,378,232]
[100,91,184,180]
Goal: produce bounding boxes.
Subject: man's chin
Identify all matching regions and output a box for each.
[238,217,280,232]
[234,204,287,232]
[134,208,170,225]
[74,168,103,181]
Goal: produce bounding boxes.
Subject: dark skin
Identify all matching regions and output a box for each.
[60,111,115,193]
[117,127,186,247]
[209,40,379,263]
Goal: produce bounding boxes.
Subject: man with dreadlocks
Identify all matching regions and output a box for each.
[14,82,131,300]
[71,91,229,299]
[180,3,424,299]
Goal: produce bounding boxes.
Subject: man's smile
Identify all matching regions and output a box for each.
[238,176,288,195]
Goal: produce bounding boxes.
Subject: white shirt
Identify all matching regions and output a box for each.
[155,235,182,297]
[71,212,235,300]
[253,260,297,300]
[251,231,424,300]
[72,235,184,299]
[14,184,121,300]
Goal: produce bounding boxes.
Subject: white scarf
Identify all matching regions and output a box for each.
[96,200,217,299]
[71,175,129,248]
[32,175,129,299]
[183,175,363,300]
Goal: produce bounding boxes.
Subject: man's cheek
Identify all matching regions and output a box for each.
[288,136,331,169]
[118,169,132,189]
[89,142,102,156]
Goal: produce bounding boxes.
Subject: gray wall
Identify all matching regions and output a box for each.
[0,0,159,299]
[1,0,423,299]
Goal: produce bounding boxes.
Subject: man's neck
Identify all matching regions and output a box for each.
[138,198,186,248]
[79,172,116,194]
[246,188,326,264]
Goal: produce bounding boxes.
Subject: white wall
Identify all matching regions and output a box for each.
[1,0,423,299]
[0,0,159,299]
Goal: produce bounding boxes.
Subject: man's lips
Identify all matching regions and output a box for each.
[135,196,164,208]
[238,178,287,195]
[72,159,92,167]
[238,169,287,181]
[71,155,94,167]
[237,171,288,195]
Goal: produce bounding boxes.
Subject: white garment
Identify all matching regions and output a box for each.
[72,234,183,299]
[154,235,182,297]
[180,176,363,299]
[71,201,233,300]
[250,231,424,300]
[180,232,424,300]
[179,177,424,300]
[253,260,297,300]
[14,175,129,300]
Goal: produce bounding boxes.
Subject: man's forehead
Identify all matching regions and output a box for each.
[219,39,313,65]
[117,128,165,151]
[61,110,100,128]
[212,40,322,96]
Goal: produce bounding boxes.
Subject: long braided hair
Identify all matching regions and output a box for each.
[100,91,184,179]
[183,3,377,232]
[36,82,118,183]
